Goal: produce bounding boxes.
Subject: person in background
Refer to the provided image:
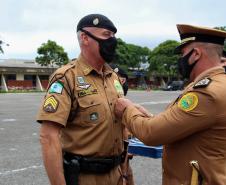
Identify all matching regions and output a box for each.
[109,63,134,185]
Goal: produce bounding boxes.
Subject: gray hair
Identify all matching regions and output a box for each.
[77,31,82,46]
[190,42,223,59]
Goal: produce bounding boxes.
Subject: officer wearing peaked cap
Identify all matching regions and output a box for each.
[37,14,129,185]
[115,24,226,185]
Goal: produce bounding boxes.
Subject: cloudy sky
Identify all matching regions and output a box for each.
[0,0,226,60]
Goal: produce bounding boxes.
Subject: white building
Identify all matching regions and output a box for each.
[0,59,57,91]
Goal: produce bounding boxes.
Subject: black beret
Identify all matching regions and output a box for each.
[77,14,117,33]
[109,63,128,79]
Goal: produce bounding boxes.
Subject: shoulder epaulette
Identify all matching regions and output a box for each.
[48,61,76,87]
[193,78,212,89]
[55,61,76,74]
[48,61,76,97]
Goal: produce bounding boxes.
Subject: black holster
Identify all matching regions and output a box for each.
[63,144,127,185]
[63,156,80,185]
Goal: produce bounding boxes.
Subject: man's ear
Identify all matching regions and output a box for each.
[191,48,202,63]
[119,77,126,85]
[81,32,89,45]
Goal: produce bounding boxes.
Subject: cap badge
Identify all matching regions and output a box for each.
[181,37,196,44]
[93,18,99,25]
[114,68,119,73]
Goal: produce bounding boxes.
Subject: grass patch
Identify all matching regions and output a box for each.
[0,89,44,93]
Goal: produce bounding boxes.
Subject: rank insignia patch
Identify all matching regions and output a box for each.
[49,81,63,94]
[178,92,198,112]
[114,80,124,95]
[193,78,211,89]
[90,112,98,121]
[43,96,59,113]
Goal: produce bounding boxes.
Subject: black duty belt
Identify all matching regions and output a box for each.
[64,152,126,174]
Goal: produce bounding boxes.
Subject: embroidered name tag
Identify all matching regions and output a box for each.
[78,89,98,97]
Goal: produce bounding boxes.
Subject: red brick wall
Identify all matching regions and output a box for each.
[41,80,49,89]
[7,80,33,89]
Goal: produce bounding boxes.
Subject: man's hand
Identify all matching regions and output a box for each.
[115,98,133,118]
[134,104,154,117]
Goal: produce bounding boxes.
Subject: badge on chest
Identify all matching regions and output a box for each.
[76,76,98,97]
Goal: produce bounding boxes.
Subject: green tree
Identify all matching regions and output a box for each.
[36,40,69,67]
[114,38,151,71]
[148,40,180,83]
[214,26,226,51]
[214,26,226,31]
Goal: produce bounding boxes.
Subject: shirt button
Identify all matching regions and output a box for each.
[110,102,113,106]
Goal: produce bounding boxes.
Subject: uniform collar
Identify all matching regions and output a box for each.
[194,66,224,83]
[103,63,114,76]
[77,55,93,76]
[77,54,113,76]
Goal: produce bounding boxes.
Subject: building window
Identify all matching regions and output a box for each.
[5,74,16,80]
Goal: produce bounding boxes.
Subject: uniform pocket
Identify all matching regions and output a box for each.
[76,95,106,126]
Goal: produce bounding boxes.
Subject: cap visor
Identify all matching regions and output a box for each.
[174,41,194,54]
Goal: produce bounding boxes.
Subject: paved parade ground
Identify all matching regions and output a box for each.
[0,91,180,185]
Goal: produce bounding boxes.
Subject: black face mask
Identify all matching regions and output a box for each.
[223,66,226,73]
[177,49,198,79]
[122,81,128,96]
[81,29,117,62]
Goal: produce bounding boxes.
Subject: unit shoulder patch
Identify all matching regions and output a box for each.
[114,80,124,95]
[43,96,59,113]
[178,92,199,112]
[49,81,64,94]
[193,78,212,89]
